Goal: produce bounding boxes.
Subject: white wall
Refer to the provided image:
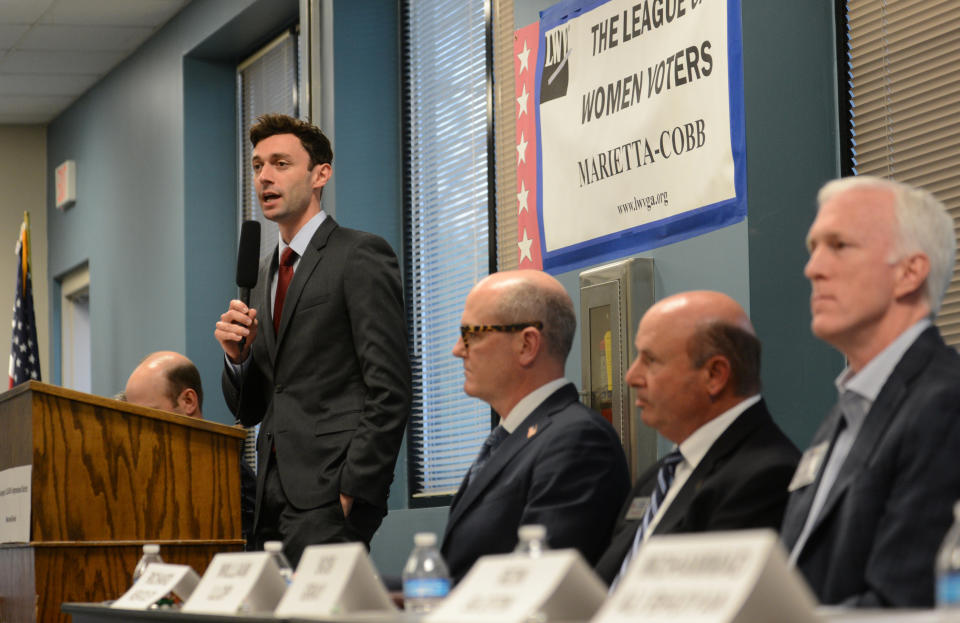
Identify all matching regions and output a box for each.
[0,125,49,383]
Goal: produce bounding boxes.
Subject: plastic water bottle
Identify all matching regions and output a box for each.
[132,544,163,584]
[514,524,549,557]
[402,532,451,613]
[936,501,960,607]
[264,541,295,585]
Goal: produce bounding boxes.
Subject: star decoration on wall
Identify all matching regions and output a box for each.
[517,84,529,117]
[517,181,529,215]
[517,132,528,165]
[518,228,534,263]
[517,41,531,73]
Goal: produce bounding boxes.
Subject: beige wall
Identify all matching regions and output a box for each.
[0,125,49,383]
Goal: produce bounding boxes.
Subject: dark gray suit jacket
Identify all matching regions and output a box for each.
[594,399,799,584]
[223,217,411,516]
[441,384,630,584]
[781,327,960,607]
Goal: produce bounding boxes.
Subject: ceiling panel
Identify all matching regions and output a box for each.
[18,25,155,51]
[0,50,124,75]
[0,73,99,96]
[0,94,73,118]
[0,24,29,49]
[0,0,192,124]
[0,0,56,25]
[40,0,189,27]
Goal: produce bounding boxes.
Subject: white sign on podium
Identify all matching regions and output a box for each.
[593,529,818,623]
[111,563,200,610]
[0,465,31,543]
[275,542,396,619]
[427,549,607,623]
[181,552,287,615]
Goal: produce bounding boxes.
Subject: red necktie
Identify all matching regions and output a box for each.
[273,247,297,333]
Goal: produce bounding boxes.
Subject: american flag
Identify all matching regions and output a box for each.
[9,213,40,388]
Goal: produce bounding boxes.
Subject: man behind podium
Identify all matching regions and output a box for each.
[441,270,630,584]
[124,351,203,418]
[124,351,257,543]
[781,176,960,607]
[594,291,800,586]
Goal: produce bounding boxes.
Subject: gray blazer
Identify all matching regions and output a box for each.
[781,327,960,607]
[223,216,411,515]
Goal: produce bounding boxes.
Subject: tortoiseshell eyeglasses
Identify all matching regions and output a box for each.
[459,321,543,348]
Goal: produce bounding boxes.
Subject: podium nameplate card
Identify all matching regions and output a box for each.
[427,549,607,623]
[594,529,818,623]
[275,542,396,619]
[0,465,31,543]
[111,563,200,610]
[182,552,287,615]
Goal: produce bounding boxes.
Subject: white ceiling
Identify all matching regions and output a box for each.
[0,0,192,125]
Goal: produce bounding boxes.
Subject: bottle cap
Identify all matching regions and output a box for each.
[143,544,160,554]
[264,541,284,553]
[414,532,437,547]
[518,524,547,541]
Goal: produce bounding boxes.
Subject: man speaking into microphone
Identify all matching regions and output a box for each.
[215,114,410,565]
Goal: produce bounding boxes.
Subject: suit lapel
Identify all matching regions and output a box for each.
[804,328,939,538]
[259,252,278,360]
[444,385,577,534]
[655,401,768,534]
[272,217,337,363]
[780,405,841,548]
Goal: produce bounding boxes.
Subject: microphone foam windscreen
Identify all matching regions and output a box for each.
[236,220,261,288]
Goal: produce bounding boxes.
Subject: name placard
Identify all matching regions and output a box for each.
[111,563,200,610]
[181,552,287,615]
[0,465,31,543]
[594,529,817,623]
[275,542,395,618]
[427,549,606,623]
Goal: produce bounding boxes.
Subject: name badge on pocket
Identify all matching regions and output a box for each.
[625,496,651,520]
[788,441,830,492]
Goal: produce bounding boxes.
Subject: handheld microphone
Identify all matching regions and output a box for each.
[236,220,261,305]
[236,220,261,350]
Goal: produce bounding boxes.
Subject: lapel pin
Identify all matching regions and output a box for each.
[527,424,538,439]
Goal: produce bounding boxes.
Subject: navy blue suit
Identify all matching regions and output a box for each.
[441,384,630,584]
[781,327,960,607]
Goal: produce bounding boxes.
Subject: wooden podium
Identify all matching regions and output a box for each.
[0,381,246,623]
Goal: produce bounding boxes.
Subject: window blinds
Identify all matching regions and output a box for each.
[404,0,493,498]
[845,0,960,344]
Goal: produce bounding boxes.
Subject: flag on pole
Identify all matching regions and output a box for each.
[9,212,41,388]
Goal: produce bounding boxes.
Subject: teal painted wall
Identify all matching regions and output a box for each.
[331,2,403,254]
[46,0,261,419]
[741,0,844,447]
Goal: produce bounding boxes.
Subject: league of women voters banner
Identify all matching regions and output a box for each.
[533,0,747,273]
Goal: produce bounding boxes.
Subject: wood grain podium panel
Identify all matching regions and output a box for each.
[0,382,246,623]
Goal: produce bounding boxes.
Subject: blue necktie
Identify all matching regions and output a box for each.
[466,425,509,486]
[611,449,684,590]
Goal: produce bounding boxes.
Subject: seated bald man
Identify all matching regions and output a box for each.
[124,351,203,417]
[124,350,255,543]
[442,270,630,584]
[595,291,800,587]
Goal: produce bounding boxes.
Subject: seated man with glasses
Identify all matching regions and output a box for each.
[441,269,630,584]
